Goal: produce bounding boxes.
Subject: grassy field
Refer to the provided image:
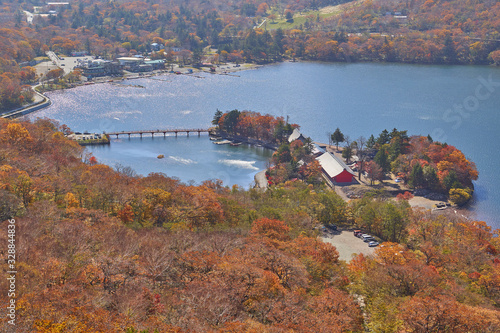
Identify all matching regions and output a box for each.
[265,15,322,31]
[263,1,363,30]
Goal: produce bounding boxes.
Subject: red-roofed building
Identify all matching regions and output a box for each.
[316,152,356,185]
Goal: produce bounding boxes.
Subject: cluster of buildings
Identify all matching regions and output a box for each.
[77,56,166,78]
[68,42,187,78]
[67,132,103,141]
[78,59,121,78]
[66,132,109,146]
[32,2,69,16]
[116,57,166,72]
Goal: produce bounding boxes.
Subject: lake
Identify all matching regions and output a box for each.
[29,62,500,228]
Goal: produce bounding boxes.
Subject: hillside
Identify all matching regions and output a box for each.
[0,118,499,332]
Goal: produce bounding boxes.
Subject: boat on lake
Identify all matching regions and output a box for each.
[213,140,231,145]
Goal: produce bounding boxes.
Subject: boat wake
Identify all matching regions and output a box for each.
[168,156,197,165]
[218,159,259,170]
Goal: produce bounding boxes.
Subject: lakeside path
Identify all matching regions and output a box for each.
[1,85,51,119]
[254,170,268,191]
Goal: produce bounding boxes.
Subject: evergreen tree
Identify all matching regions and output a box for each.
[331,128,344,151]
[408,163,424,188]
[212,109,223,126]
[423,165,439,191]
[273,28,285,58]
[377,129,390,145]
[191,48,202,65]
[222,109,240,134]
[342,143,353,164]
[374,148,390,174]
[389,136,402,161]
[366,134,376,149]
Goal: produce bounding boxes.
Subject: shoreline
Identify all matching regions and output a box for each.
[9,59,497,119]
[4,62,263,119]
[9,61,491,225]
[0,86,51,119]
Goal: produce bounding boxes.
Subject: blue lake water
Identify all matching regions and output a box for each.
[89,135,273,188]
[30,62,500,228]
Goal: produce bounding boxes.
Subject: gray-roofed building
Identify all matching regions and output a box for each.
[145,59,165,70]
[311,144,325,157]
[288,128,306,143]
[117,57,144,66]
[316,152,356,185]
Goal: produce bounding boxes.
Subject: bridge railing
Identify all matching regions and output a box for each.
[105,128,210,135]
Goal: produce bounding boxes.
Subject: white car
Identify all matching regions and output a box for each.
[362,234,375,242]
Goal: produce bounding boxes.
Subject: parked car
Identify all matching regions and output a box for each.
[362,234,375,242]
[368,241,379,247]
[353,230,362,237]
[325,224,338,231]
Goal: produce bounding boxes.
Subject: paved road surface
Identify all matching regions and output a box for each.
[322,230,376,261]
[254,170,268,190]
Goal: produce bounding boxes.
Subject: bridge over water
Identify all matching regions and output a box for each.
[105,128,210,138]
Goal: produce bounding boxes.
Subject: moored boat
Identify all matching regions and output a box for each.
[213,140,232,145]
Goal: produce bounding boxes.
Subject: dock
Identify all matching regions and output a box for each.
[106,128,210,138]
[67,132,110,146]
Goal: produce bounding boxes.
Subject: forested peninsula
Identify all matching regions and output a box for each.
[216,110,478,206]
[0,118,499,332]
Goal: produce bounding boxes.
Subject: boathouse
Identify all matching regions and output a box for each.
[316,152,355,185]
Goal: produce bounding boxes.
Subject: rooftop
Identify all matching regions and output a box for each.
[288,128,304,143]
[116,57,143,61]
[145,60,166,64]
[316,152,355,178]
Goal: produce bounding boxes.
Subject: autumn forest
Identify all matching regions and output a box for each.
[0,116,499,331]
[1,0,500,331]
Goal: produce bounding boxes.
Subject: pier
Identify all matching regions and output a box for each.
[106,128,210,138]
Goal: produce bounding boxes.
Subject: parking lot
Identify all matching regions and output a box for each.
[47,51,91,75]
[322,230,376,262]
